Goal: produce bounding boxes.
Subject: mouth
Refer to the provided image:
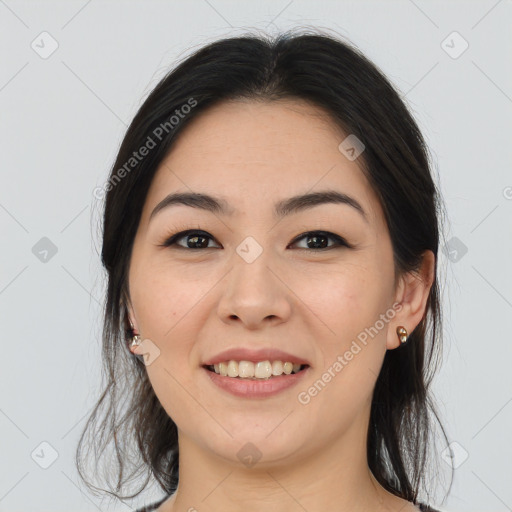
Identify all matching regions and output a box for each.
[202,363,309,379]
[201,361,311,399]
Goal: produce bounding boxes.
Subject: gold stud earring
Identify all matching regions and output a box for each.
[129,334,141,353]
[396,326,408,344]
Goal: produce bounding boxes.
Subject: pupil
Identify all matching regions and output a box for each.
[188,235,208,248]
[308,234,327,249]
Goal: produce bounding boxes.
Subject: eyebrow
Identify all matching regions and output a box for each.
[149,189,368,224]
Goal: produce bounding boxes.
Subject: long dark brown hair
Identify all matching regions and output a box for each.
[76,28,453,506]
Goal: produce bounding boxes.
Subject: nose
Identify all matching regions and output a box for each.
[216,251,292,330]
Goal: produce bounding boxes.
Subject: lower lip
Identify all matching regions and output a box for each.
[202,366,310,399]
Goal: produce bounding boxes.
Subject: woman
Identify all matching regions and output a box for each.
[77,30,451,512]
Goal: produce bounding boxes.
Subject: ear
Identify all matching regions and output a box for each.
[386,250,435,350]
[124,297,139,336]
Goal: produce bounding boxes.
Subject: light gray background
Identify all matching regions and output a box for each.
[1,1,511,511]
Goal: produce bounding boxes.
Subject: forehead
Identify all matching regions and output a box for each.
[142,99,383,227]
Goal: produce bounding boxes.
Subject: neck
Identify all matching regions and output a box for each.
[161,410,406,512]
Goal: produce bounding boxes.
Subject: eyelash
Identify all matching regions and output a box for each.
[159,229,351,251]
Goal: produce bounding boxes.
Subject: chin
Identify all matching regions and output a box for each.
[205,429,306,469]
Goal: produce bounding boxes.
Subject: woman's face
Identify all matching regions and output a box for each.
[127,99,407,466]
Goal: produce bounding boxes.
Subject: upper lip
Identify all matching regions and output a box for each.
[202,347,311,366]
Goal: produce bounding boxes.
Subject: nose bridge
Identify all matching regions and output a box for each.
[232,238,272,291]
[217,237,291,327]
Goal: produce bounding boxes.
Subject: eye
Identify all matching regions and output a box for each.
[161,230,220,249]
[160,229,349,251]
[288,230,349,250]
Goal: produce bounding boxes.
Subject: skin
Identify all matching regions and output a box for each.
[126,99,435,512]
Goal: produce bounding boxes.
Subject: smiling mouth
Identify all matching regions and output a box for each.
[203,363,309,379]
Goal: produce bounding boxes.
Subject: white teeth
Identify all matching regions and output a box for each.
[210,360,304,379]
[219,362,228,376]
[227,360,238,377]
[238,360,254,378]
[272,360,283,375]
[254,361,272,378]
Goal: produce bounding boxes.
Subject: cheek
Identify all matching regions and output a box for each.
[129,258,213,390]
[130,259,201,339]
[301,261,386,333]
[293,267,389,429]
[296,261,390,388]
[130,265,203,417]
